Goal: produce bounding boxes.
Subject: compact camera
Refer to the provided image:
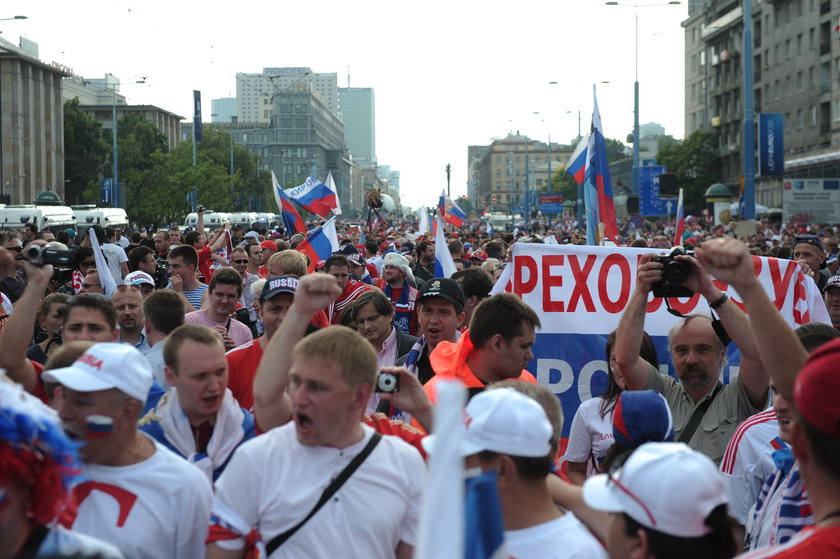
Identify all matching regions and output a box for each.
[374,372,400,393]
[25,245,75,267]
[196,205,207,213]
[651,247,694,298]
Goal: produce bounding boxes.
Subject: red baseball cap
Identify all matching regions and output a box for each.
[471,250,489,261]
[794,337,840,437]
[260,240,278,252]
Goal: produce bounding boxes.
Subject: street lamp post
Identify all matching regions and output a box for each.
[606,1,680,198]
[108,74,145,208]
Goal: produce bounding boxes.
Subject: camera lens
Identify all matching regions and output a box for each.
[377,373,397,392]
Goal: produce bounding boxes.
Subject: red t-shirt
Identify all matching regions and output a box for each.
[738,526,840,558]
[31,360,49,404]
[225,338,264,412]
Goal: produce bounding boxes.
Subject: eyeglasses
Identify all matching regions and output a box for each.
[356,313,382,326]
[232,259,249,264]
[80,260,96,267]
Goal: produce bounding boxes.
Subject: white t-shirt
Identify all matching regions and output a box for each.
[719,409,782,525]
[37,526,125,558]
[212,423,425,558]
[505,513,608,559]
[66,436,213,559]
[100,243,128,281]
[563,397,615,477]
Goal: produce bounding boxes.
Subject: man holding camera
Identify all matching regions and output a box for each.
[614,248,769,465]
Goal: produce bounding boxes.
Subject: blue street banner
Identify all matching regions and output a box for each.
[639,165,667,216]
[490,243,829,455]
[540,194,565,214]
[193,90,203,143]
[759,113,784,176]
[100,178,112,205]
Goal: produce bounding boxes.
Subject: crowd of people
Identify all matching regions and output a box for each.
[0,207,839,558]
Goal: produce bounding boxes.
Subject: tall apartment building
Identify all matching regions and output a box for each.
[235,67,338,125]
[683,0,840,208]
[211,97,236,123]
[338,87,376,166]
[0,37,66,204]
[473,134,572,213]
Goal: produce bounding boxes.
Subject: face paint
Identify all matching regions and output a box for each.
[85,415,113,439]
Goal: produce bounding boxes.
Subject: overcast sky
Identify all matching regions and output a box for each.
[4,0,688,209]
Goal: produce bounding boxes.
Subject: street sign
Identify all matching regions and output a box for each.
[540,194,565,214]
[639,165,668,216]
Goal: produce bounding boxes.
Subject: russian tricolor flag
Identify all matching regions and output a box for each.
[673,188,685,247]
[271,171,306,236]
[583,87,619,244]
[434,212,457,278]
[566,133,590,184]
[439,190,467,228]
[297,218,339,273]
[284,176,339,218]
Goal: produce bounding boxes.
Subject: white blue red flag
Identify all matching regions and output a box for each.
[284,176,338,218]
[565,133,590,184]
[434,212,457,278]
[324,171,342,216]
[271,171,306,236]
[583,87,619,245]
[673,188,685,247]
[439,190,467,227]
[297,217,338,273]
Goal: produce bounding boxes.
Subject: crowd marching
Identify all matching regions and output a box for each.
[1,205,839,558]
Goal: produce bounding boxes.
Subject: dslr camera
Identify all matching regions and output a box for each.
[25,245,76,267]
[374,371,400,393]
[651,246,694,298]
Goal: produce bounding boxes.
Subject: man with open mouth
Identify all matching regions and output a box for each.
[208,273,425,559]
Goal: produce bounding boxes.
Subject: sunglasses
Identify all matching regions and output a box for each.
[232,259,249,264]
[81,260,96,267]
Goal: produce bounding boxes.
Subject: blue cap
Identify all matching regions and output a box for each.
[612,390,674,447]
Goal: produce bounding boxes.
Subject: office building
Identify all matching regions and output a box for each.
[338,87,376,166]
[211,97,236,123]
[235,67,338,124]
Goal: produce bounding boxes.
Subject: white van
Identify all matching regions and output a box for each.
[72,205,129,234]
[184,212,230,230]
[0,205,77,234]
[228,212,259,230]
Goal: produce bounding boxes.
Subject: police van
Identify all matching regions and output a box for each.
[228,212,259,230]
[0,204,77,234]
[72,205,129,235]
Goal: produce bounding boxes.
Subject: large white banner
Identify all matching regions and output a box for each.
[491,244,829,441]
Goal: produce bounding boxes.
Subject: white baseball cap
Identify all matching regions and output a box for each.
[43,343,153,404]
[244,231,259,239]
[422,387,552,458]
[582,442,727,538]
[124,270,155,287]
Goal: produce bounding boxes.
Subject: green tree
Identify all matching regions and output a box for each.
[656,130,719,213]
[63,98,109,205]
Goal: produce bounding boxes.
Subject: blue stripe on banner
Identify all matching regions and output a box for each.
[528,333,743,437]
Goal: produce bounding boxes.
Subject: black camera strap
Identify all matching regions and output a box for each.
[662,299,731,347]
[678,382,724,444]
[264,432,382,556]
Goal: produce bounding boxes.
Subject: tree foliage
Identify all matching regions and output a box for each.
[656,130,719,213]
[63,98,109,205]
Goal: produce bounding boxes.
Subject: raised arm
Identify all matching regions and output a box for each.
[680,252,768,408]
[0,258,51,393]
[253,273,341,429]
[196,208,205,236]
[696,238,806,404]
[614,253,661,390]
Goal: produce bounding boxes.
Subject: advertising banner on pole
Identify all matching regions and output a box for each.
[759,113,784,176]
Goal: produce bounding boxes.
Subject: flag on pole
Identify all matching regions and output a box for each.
[271,171,306,237]
[583,86,619,245]
[673,188,685,247]
[415,380,466,559]
[324,171,342,216]
[297,217,338,273]
[434,212,457,278]
[417,207,429,236]
[565,133,590,184]
[323,218,340,253]
[438,190,467,227]
[88,230,117,296]
[284,176,338,218]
